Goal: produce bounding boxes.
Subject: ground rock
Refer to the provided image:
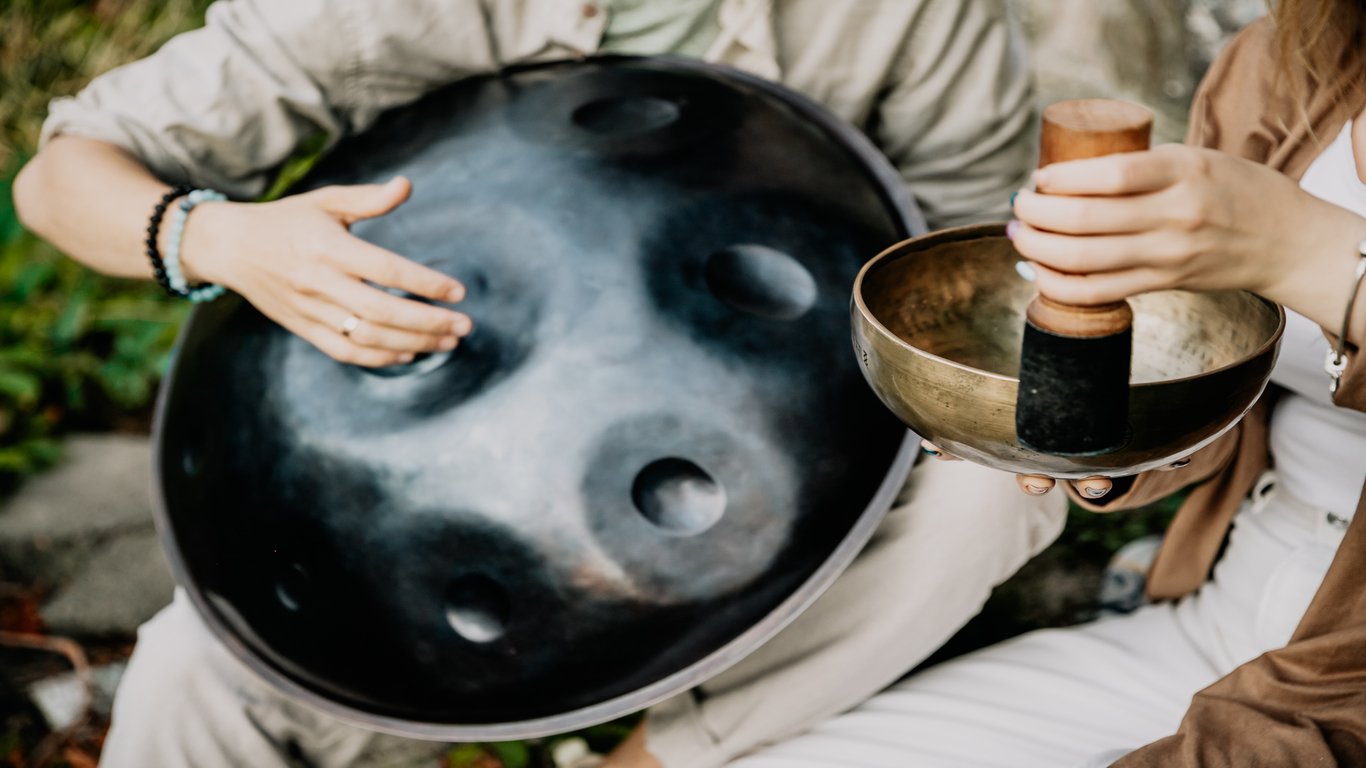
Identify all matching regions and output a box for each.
[39,528,174,637]
[0,434,157,588]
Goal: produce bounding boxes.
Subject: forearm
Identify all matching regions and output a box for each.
[1259,194,1366,350]
[14,135,177,282]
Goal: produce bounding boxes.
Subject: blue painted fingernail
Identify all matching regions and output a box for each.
[1014,260,1037,282]
[1006,219,1020,240]
[1008,190,1018,209]
[921,446,943,457]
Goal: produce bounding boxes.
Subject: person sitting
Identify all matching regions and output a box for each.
[13,2,1061,767]
[713,3,1366,766]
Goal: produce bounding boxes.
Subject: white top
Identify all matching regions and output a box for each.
[1272,121,1366,519]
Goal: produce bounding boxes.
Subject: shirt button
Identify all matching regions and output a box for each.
[581,2,599,18]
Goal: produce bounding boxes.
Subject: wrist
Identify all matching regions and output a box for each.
[176,200,237,286]
[1259,200,1366,334]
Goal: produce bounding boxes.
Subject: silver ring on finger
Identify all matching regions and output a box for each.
[340,314,361,338]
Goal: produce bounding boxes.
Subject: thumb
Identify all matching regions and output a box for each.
[310,177,412,225]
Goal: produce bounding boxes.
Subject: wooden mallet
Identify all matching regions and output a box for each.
[1015,99,1153,455]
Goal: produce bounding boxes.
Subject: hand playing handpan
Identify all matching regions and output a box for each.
[179,176,471,367]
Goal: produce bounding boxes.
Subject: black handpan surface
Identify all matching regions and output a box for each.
[154,56,923,738]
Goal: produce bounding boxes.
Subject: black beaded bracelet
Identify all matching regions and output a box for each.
[145,184,194,297]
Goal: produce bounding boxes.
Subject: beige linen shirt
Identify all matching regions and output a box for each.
[41,0,1032,229]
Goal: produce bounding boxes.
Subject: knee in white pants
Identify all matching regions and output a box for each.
[102,594,283,766]
[116,593,271,711]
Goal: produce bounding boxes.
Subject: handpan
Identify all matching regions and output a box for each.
[152,56,922,739]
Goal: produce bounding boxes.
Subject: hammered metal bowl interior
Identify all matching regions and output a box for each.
[852,224,1284,478]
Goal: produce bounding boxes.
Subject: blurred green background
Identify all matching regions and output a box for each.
[0,0,215,495]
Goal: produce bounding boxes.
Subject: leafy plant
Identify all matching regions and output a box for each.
[1062,490,1185,558]
[0,165,188,492]
[0,0,215,490]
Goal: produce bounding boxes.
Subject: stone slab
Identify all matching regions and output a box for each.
[27,662,126,731]
[40,528,174,638]
[0,433,156,587]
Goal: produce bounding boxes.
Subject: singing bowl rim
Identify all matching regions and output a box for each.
[852,223,1287,390]
[148,53,927,742]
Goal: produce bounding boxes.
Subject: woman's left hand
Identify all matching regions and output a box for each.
[1009,144,1366,325]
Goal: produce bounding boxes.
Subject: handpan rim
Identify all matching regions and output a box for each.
[150,431,917,741]
[150,53,924,740]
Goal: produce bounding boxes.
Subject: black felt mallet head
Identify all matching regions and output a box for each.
[1015,99,1153,456]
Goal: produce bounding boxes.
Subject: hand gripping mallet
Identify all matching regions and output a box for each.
[1015,99,1153,455]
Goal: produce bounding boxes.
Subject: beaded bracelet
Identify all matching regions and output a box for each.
[164,189,228,303]
[1324,240,1366,395]
[145,184,194,296]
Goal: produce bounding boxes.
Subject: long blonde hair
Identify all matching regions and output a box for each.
[1273,0,1366,102]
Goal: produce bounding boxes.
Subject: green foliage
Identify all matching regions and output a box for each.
[442,718,641,767]
[0,165,188,489]
[0,0,217,172]
[486,741,533,768]
[1062,490,1185,558]
[0,0,214,490]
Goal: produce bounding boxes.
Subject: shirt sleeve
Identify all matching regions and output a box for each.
[870,0,1035,230]
[38,0,504,199]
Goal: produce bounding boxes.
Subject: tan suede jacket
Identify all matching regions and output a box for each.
[1086,18,1366,768]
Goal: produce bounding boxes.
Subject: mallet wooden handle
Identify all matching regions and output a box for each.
[1034,99,1152,334]
[1015,99,1152,455]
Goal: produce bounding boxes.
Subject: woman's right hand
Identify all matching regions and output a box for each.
[179,176,470,367]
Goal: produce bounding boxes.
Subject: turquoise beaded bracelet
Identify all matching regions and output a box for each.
[165,188,228,303]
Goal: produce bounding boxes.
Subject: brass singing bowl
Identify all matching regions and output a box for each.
[852,224,1285,478]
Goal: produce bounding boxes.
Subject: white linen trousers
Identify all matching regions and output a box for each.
[728,472,1348,768]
